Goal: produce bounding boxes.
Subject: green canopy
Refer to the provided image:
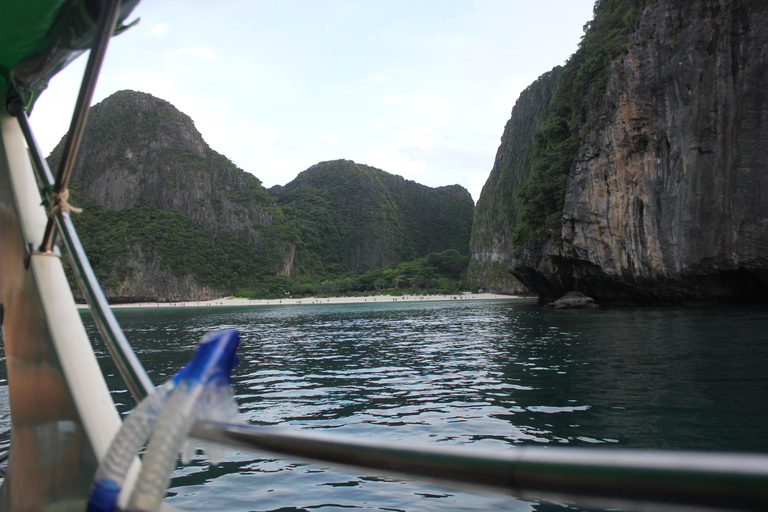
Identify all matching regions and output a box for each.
[0,0,139,113]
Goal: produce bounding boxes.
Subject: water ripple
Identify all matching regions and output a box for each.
[71,300,768,512]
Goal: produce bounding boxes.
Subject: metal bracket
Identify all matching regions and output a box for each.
[24,242,61,269]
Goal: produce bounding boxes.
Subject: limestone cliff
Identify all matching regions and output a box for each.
[473,0,768,303]
[468,69,561,294]
[49,90,296,301]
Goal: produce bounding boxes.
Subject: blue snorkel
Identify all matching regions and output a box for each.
[87,330,241,512]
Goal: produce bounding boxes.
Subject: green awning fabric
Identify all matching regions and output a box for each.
[0,0,140,113]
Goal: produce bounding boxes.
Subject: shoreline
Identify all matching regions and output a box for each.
[76,293,528,310]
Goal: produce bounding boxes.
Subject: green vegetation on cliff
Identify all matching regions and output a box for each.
[273,159,475,275]
[67,190,275,292]
[511,0,650,246]
[234,249,470,300]
[68,184,471,299]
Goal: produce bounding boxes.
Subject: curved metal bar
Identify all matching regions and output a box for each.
[39,0,123,253]
[191,421,768,512]
[15,108,154,402]
[56,210,155,400]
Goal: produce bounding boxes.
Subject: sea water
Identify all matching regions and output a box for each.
[7,299,768,511]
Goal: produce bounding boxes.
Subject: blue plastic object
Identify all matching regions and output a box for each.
[87,330,241,512]
[173,329,239,386]
[87,479,120,512]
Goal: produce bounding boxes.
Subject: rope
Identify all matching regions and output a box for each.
[47,188,83,216]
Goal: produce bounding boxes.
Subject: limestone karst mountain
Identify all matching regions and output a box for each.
[48,90,295,301]
[271,159,474,274]
[50,90,474,301]
[470,0,768,304]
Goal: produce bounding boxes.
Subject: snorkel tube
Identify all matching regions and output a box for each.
[87,330,241,512]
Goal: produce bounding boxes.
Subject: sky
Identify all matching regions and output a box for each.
[29,0,596,203]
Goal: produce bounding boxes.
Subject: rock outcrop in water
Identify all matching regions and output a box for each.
[546,291,598,309]
[471,0,768,304]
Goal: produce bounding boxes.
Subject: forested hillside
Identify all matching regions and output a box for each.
[52,91,474,301]
[271,159,474,275]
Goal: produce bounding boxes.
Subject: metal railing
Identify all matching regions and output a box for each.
[14,99,155,405]
[192,421,768,512]
[38,0,122,254]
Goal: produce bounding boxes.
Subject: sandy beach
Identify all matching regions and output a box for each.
[77,293,527,309]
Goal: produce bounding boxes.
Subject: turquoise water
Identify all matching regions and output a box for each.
[6,298,768,511]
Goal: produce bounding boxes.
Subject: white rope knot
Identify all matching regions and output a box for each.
[48,188,83,217]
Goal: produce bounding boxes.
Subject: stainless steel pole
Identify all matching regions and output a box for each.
[39,0,123,253]
[14,108,154,402]
[192,421,768,512]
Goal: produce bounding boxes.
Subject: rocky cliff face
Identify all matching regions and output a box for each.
[52,91,278,245]
[110,245,223,303]
[468,69,561,294]
[474,0,768,303]
[272,159,475,273]
[561,0,768,303]
[49,90,295,301]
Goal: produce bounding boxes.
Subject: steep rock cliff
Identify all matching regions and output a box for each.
[559,0,768,303]
[272,159,475,273]
[49,90,296,301]
[468,69,561,294]
[477,0,768,304]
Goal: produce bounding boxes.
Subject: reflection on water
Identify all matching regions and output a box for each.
[4,299,768,511]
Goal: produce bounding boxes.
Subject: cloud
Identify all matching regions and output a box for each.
[147,23,169,38]
[167,46,217,63]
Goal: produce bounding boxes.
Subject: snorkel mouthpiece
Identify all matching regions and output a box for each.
[172,330,240,387]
